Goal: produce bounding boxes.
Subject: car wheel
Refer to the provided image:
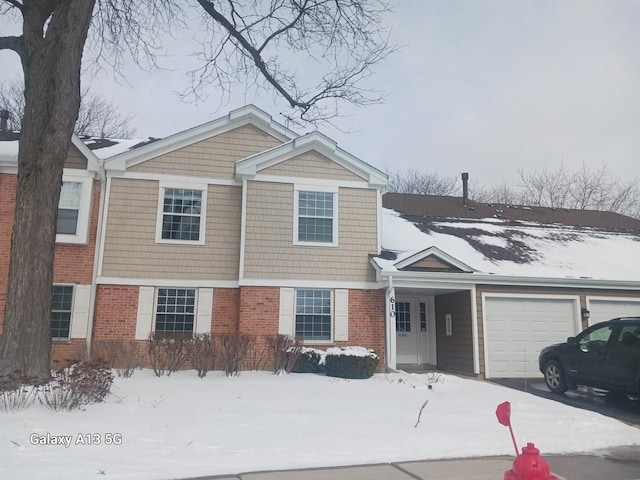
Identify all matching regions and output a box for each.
[543,360,568,393]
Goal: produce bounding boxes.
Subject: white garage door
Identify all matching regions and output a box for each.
[484,296,579,378]
[588,298,640,324]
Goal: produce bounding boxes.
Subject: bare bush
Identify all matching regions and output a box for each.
[187,334,216,378]
[218,333,253,377]
[0,374,41,412]
[39,362,113,411]
[91,339,140,378]
[243,338,268,371]
[147,333,190,377]
[264,334,303,375]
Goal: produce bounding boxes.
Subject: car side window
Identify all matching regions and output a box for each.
[617,325,640,349]
[578,325,613,351]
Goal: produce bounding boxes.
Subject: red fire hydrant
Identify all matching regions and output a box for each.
[504,442,558,480]
[496,402,560,480]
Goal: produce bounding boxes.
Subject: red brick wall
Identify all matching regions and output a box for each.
[92,285,139,341]
[345,289,385,364]
[52,339,88,368]
[0,174,100,333]
[53,180,101,284]
[238,286,280,335]
[213,287,240,333]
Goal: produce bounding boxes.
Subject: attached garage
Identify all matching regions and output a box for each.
[587,297,640,324]
[483,295,581,378]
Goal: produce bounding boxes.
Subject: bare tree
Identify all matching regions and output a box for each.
[0,79,136,138]
[387,169,459,196]
[0,0,394,380]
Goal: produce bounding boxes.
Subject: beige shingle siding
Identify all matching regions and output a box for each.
[64,144,88,169]
[102,178,241,280]
[129,125,282,179]
[260,151,365,182]
[243,181,378,281]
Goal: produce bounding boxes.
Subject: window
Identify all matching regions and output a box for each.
[155,288,196,333]
[51,285,74,339]
[55,174,93,244]
[156,184,207,244]
[295,289,332,341]
[296,190,336,244]
[57,182,82,234]
[395,302,411,332]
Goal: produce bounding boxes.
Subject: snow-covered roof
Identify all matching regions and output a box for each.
[375,206,640,283]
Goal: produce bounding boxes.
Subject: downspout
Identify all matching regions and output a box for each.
[385,274,396,371]
[85,162,107,357]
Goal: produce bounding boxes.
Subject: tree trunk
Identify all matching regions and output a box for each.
[0,1,96,380]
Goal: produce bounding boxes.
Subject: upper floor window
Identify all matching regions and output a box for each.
[56,174,93,244]
[156,183,207,245]
[51,285,74,339]
[294,188,337,246]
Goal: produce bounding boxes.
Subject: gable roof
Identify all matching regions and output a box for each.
[0,131,103,172]
[104,105,298,171]
[375,192,640,283]
[394,246,474,273]
[235,130,388,187]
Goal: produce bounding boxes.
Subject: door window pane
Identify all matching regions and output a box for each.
[395,302,411,332]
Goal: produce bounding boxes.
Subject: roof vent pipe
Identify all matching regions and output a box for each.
[462,172,469,206]
[0,109,9,132]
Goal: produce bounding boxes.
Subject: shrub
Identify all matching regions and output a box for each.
[39,361,113,411]
[265,334,303,374]
[91,339,140,378]
[188,333,216,378]
[218,333,253,377]
[324,346,379,379]
[244,338,268,371]
[147,333,190,377]
[0,374,41,412]
[292,348,326,374]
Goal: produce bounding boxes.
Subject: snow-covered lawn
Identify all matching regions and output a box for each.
[2,370,639,480]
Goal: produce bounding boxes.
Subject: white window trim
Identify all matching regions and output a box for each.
[152,287,199,334]
[56,174,93,245]
[293,184,339,247]
[155,181,208,246]
[294,288,334,344]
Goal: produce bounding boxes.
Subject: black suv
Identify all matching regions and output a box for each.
[538,317,640,396]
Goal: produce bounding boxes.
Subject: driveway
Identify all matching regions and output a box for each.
[489,377,640,427]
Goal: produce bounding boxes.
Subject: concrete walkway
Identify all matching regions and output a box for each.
[180,447,640,480]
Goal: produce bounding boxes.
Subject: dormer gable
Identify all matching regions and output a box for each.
[394,246,474,273]
[235,131,388,187]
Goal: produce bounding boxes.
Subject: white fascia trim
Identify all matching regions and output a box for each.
[236,131,388,187]
[106,105,297,171]
[394,246,475,273]
[108,170,241,187]
[97,277,239,288]
[378,270,640,291]
[71,135,102,172]
[239,278,384,289]
[250,174,370,190]
[0,154,17,172]
[377,190,382,254]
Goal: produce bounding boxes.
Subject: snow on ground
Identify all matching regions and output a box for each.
[2,370,639,480]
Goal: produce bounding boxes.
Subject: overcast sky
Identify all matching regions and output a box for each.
[2,1,640,187]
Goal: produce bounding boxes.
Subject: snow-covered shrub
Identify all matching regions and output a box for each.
[39,361,113,411]
[187,333,216,378]
[292,348,326,374]
[0,375,40,412]
[324,347,379,379]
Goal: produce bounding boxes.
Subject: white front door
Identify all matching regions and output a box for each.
[396,297,432,364]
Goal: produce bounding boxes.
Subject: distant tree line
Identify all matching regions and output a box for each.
[387,163,640,219]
